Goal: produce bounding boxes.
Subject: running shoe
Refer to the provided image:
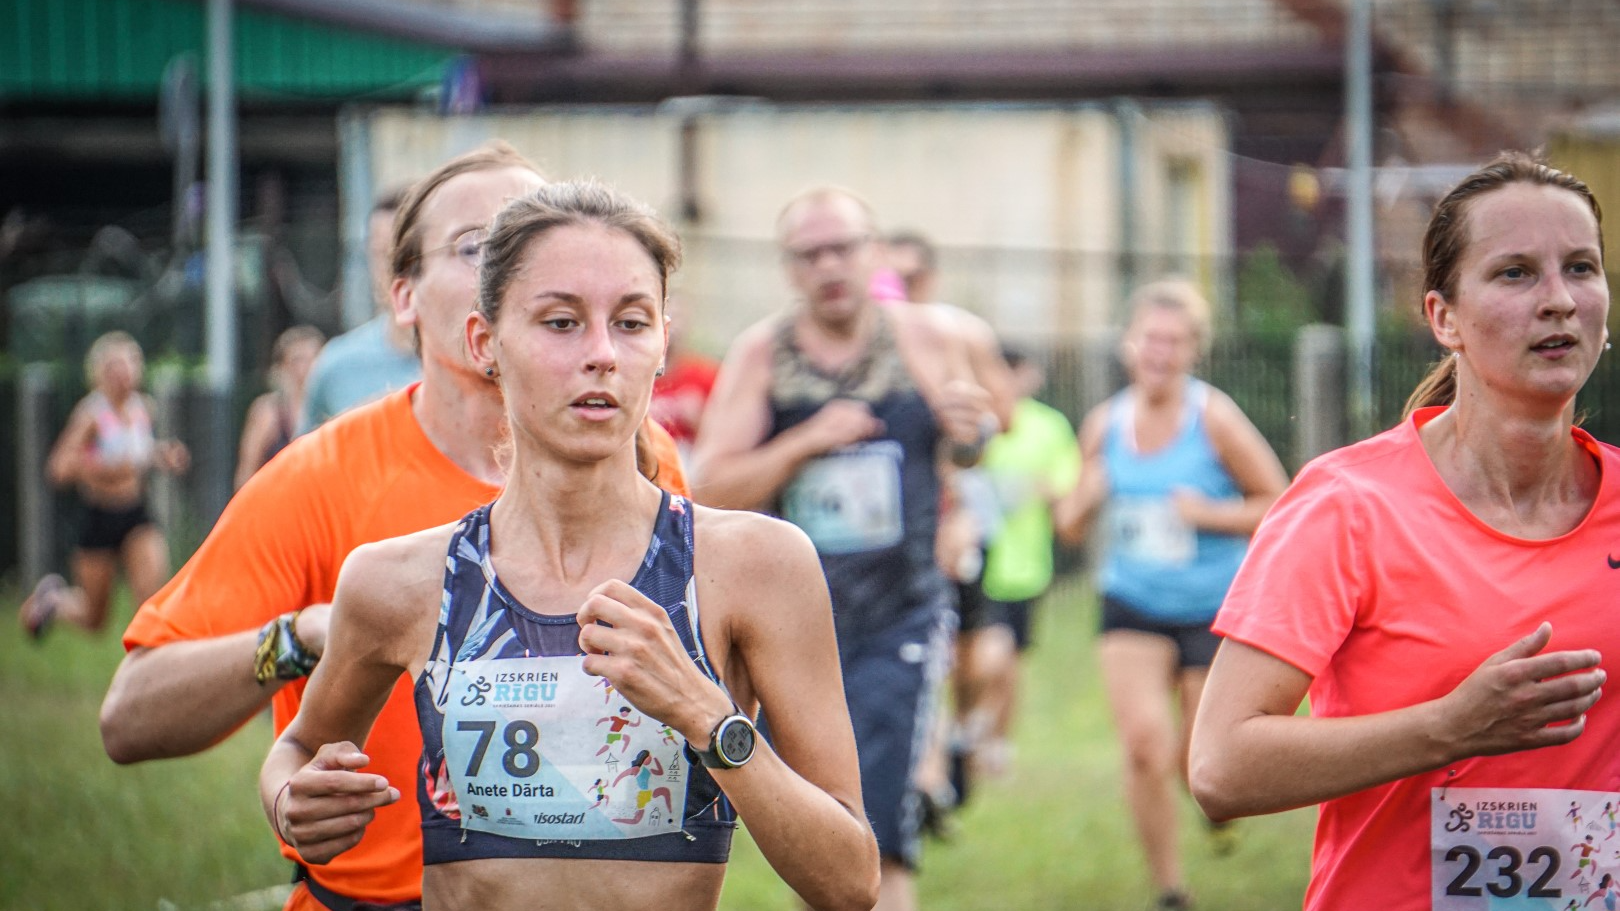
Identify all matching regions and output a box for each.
[19,573,64,641]
[1156,889,1193,910]
[946,741,973,809]
[918,782,959,842]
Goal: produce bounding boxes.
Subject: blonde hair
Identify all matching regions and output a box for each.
[84,331,143,388]
[1126,279,1213,356]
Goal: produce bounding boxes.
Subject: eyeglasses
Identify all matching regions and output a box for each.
[784,235,870,267]
[420,229,486,269]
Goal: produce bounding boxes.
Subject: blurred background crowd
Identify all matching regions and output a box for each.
[8,1,1620,580]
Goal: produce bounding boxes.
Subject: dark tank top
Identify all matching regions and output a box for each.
[413,493,736,865]
[766,312,949,662]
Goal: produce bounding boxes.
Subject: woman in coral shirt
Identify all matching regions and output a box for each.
[1191,153,1619,911]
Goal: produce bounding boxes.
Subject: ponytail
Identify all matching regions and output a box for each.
[1402,354,1457,419]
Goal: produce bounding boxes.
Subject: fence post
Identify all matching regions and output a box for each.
[18,363,56,586]
[196,381,235,532]
[150,364,186,535]
[1293,323,1348,468]
[1077,329,1124,418]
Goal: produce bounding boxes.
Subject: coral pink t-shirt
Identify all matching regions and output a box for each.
[1215,407,1620,911]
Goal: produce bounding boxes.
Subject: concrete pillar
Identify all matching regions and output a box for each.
[1294,323,1348,468]
[1078,329,1124,419]
[18,363,56,585]
[149,364,186,535]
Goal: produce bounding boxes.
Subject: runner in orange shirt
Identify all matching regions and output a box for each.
[100,142,689,911]
[1190,153,1618,911]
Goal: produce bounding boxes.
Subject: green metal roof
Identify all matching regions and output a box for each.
[2,0,457,101]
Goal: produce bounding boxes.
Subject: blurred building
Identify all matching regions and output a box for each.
[359,102,1231,346]
[7,0,1620,353]
[0,0,567,363]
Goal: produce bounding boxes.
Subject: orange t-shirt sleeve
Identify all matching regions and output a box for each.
[123,445,339,650]
[644,417,691,498]
[1212,460,1367,679]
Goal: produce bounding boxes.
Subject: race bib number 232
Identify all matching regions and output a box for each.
[1433,788,1620,909]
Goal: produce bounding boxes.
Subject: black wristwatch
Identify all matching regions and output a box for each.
[694,710,757,769]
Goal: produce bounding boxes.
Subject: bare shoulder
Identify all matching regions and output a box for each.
[1201,384,1242,420]
[1199,385,1263,439]
[243,394,278,428]
[65,395,99,427]
[335,522,459,625]
[1077,400,1111,452]
[723,316,783,369]
[691,505,821,587]
[934,303,997,345]
[890,303,955,346]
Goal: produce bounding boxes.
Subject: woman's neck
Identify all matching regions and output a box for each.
[99,387,134,410]
[492,450,661,591]
[1134,375,1186,410]
[1420,391,1595,537]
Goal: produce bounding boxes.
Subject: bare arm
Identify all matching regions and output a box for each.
[952,307,1017,432]
[45,403,132,488]
[235,396,280,490]
[703,514,879,911]
[898,307,995,469]
[690,322,881,512]
[101,452,336,763]
[261,539,432,864]
[1189,625,1605,822]
[1174,390,1290,536]
[101,607,329,763]
[1054,405,1108,546]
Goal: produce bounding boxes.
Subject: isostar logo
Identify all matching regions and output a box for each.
[532,812,586,825]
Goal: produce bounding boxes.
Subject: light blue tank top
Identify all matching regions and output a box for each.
[1098,379,1248,623]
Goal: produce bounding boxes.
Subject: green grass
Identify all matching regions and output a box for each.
[0,579,1314,910]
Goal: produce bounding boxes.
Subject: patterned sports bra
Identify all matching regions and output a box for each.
[413,493,736,865]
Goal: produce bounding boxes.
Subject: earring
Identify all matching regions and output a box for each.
[1607,342,1613,351]
[655,365,666,378]
[485,366,496,378]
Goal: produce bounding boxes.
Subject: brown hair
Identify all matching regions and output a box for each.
[389,140,544,280]
[370,183,409,217]
[478,179,683,481]
[271,325,325,366]
[1404,151,1604,417]
[478,179,682,322]
[886,229,937,272]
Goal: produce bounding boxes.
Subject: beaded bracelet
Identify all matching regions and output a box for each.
[253,610,319,684]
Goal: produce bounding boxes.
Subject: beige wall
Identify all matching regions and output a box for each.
[574,0,1318,53]
[363,102,1231,349]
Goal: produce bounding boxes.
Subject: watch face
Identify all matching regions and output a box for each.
[718,718,755,765]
